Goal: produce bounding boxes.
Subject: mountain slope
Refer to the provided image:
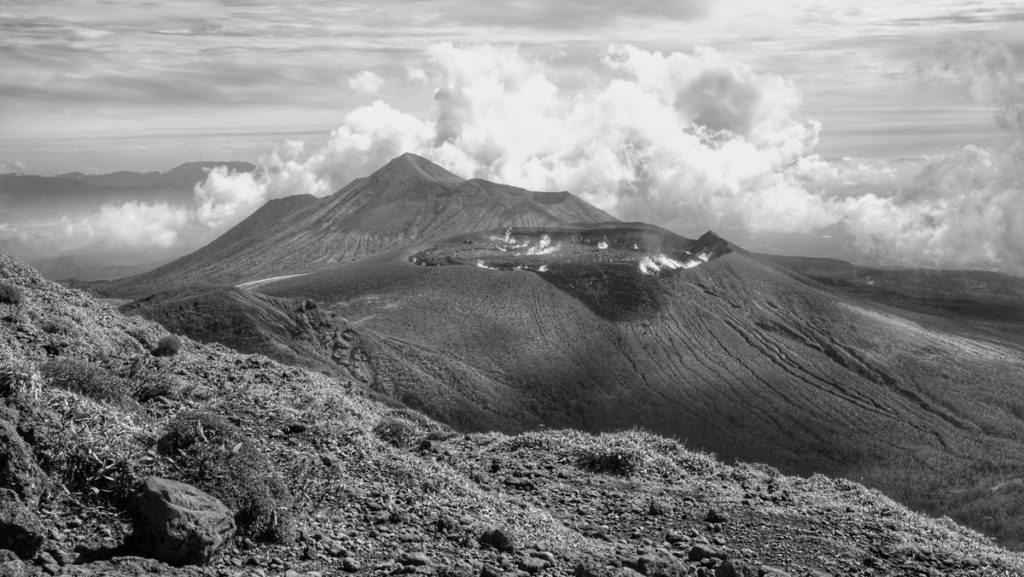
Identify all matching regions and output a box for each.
[105,153,616,297]
[248,225,1024,548]
[2,251,1024,576]
[119,285,373,381]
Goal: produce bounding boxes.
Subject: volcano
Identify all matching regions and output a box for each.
[115,153,1024,548]
[105,153,614,297]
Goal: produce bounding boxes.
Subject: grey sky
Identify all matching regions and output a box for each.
[1,0,1022,173]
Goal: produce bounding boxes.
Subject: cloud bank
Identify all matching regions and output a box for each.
[60,201,190,250]
[193,43,851,237]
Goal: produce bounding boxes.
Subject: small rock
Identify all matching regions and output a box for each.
[519,557,547,574]
[531,551,556,564]
[705,508,729,524]
[34,551,57,569]
[400,552,431,566]
[0,489,45,559]
[130,476,236,566]
[688,544,727,563]
[479,528,515,553]
[342,558,361,573]
[46,547,75,566]
[648,500,669,516]
[283,423,308,435]
[714,559,759,577]
[665,531,688,544]
[327,541,348,557]
[633,552,687,576]
[284,570,302,577]
[434,516,459,534]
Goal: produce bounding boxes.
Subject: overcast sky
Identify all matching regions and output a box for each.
[2,1,1024,272]
[2,0,1020,173]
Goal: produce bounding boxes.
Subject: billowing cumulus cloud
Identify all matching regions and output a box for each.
[60,201,190,249]
[194,166,265,228]
[120,40,1022,274]
[194,43,847,238]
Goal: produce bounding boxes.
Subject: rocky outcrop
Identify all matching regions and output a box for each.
[0,420,47,509]
[130,477,235,566]
[0,489,45,559]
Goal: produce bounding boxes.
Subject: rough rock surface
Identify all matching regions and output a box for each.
[0,489,45,559]
[0,420,47,509]
[130,477,236,566]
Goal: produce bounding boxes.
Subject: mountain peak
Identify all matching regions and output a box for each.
[374,153,464,185]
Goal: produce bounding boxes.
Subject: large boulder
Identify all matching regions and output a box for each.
[130,477,235,566]
[0,421,47,509]
[0,489,45,559]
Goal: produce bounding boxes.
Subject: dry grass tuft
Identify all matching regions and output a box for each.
[157,410,295,543]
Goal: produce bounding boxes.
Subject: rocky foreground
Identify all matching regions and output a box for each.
[1,251,1023,577]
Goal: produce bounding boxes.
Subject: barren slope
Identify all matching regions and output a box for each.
[3,251,1024,576]
[256,226,1024,547]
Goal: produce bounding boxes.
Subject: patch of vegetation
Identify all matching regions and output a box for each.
[576,448,642,477]
[157,410,294,542]
[152,334,182,357]
[39,318,75,335]
[37,436,138,508]
[40,357,131,405]
[373,416,420,448]
[0,282,23,305]
[134,375,179,403]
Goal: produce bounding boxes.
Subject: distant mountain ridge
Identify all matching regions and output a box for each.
[0,161,255,202]
[105,153,616,297]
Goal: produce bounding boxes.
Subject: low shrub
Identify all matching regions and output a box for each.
[157,411,294,542]
[40,357,130,405]
[0,282,23,305]
[39,318,74,335]
[135,376,179,403]
[41,441,137,508]
[576,448,642,477]
[156,411,235,454]
[373,417,419,448]
[152,335,182,357]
